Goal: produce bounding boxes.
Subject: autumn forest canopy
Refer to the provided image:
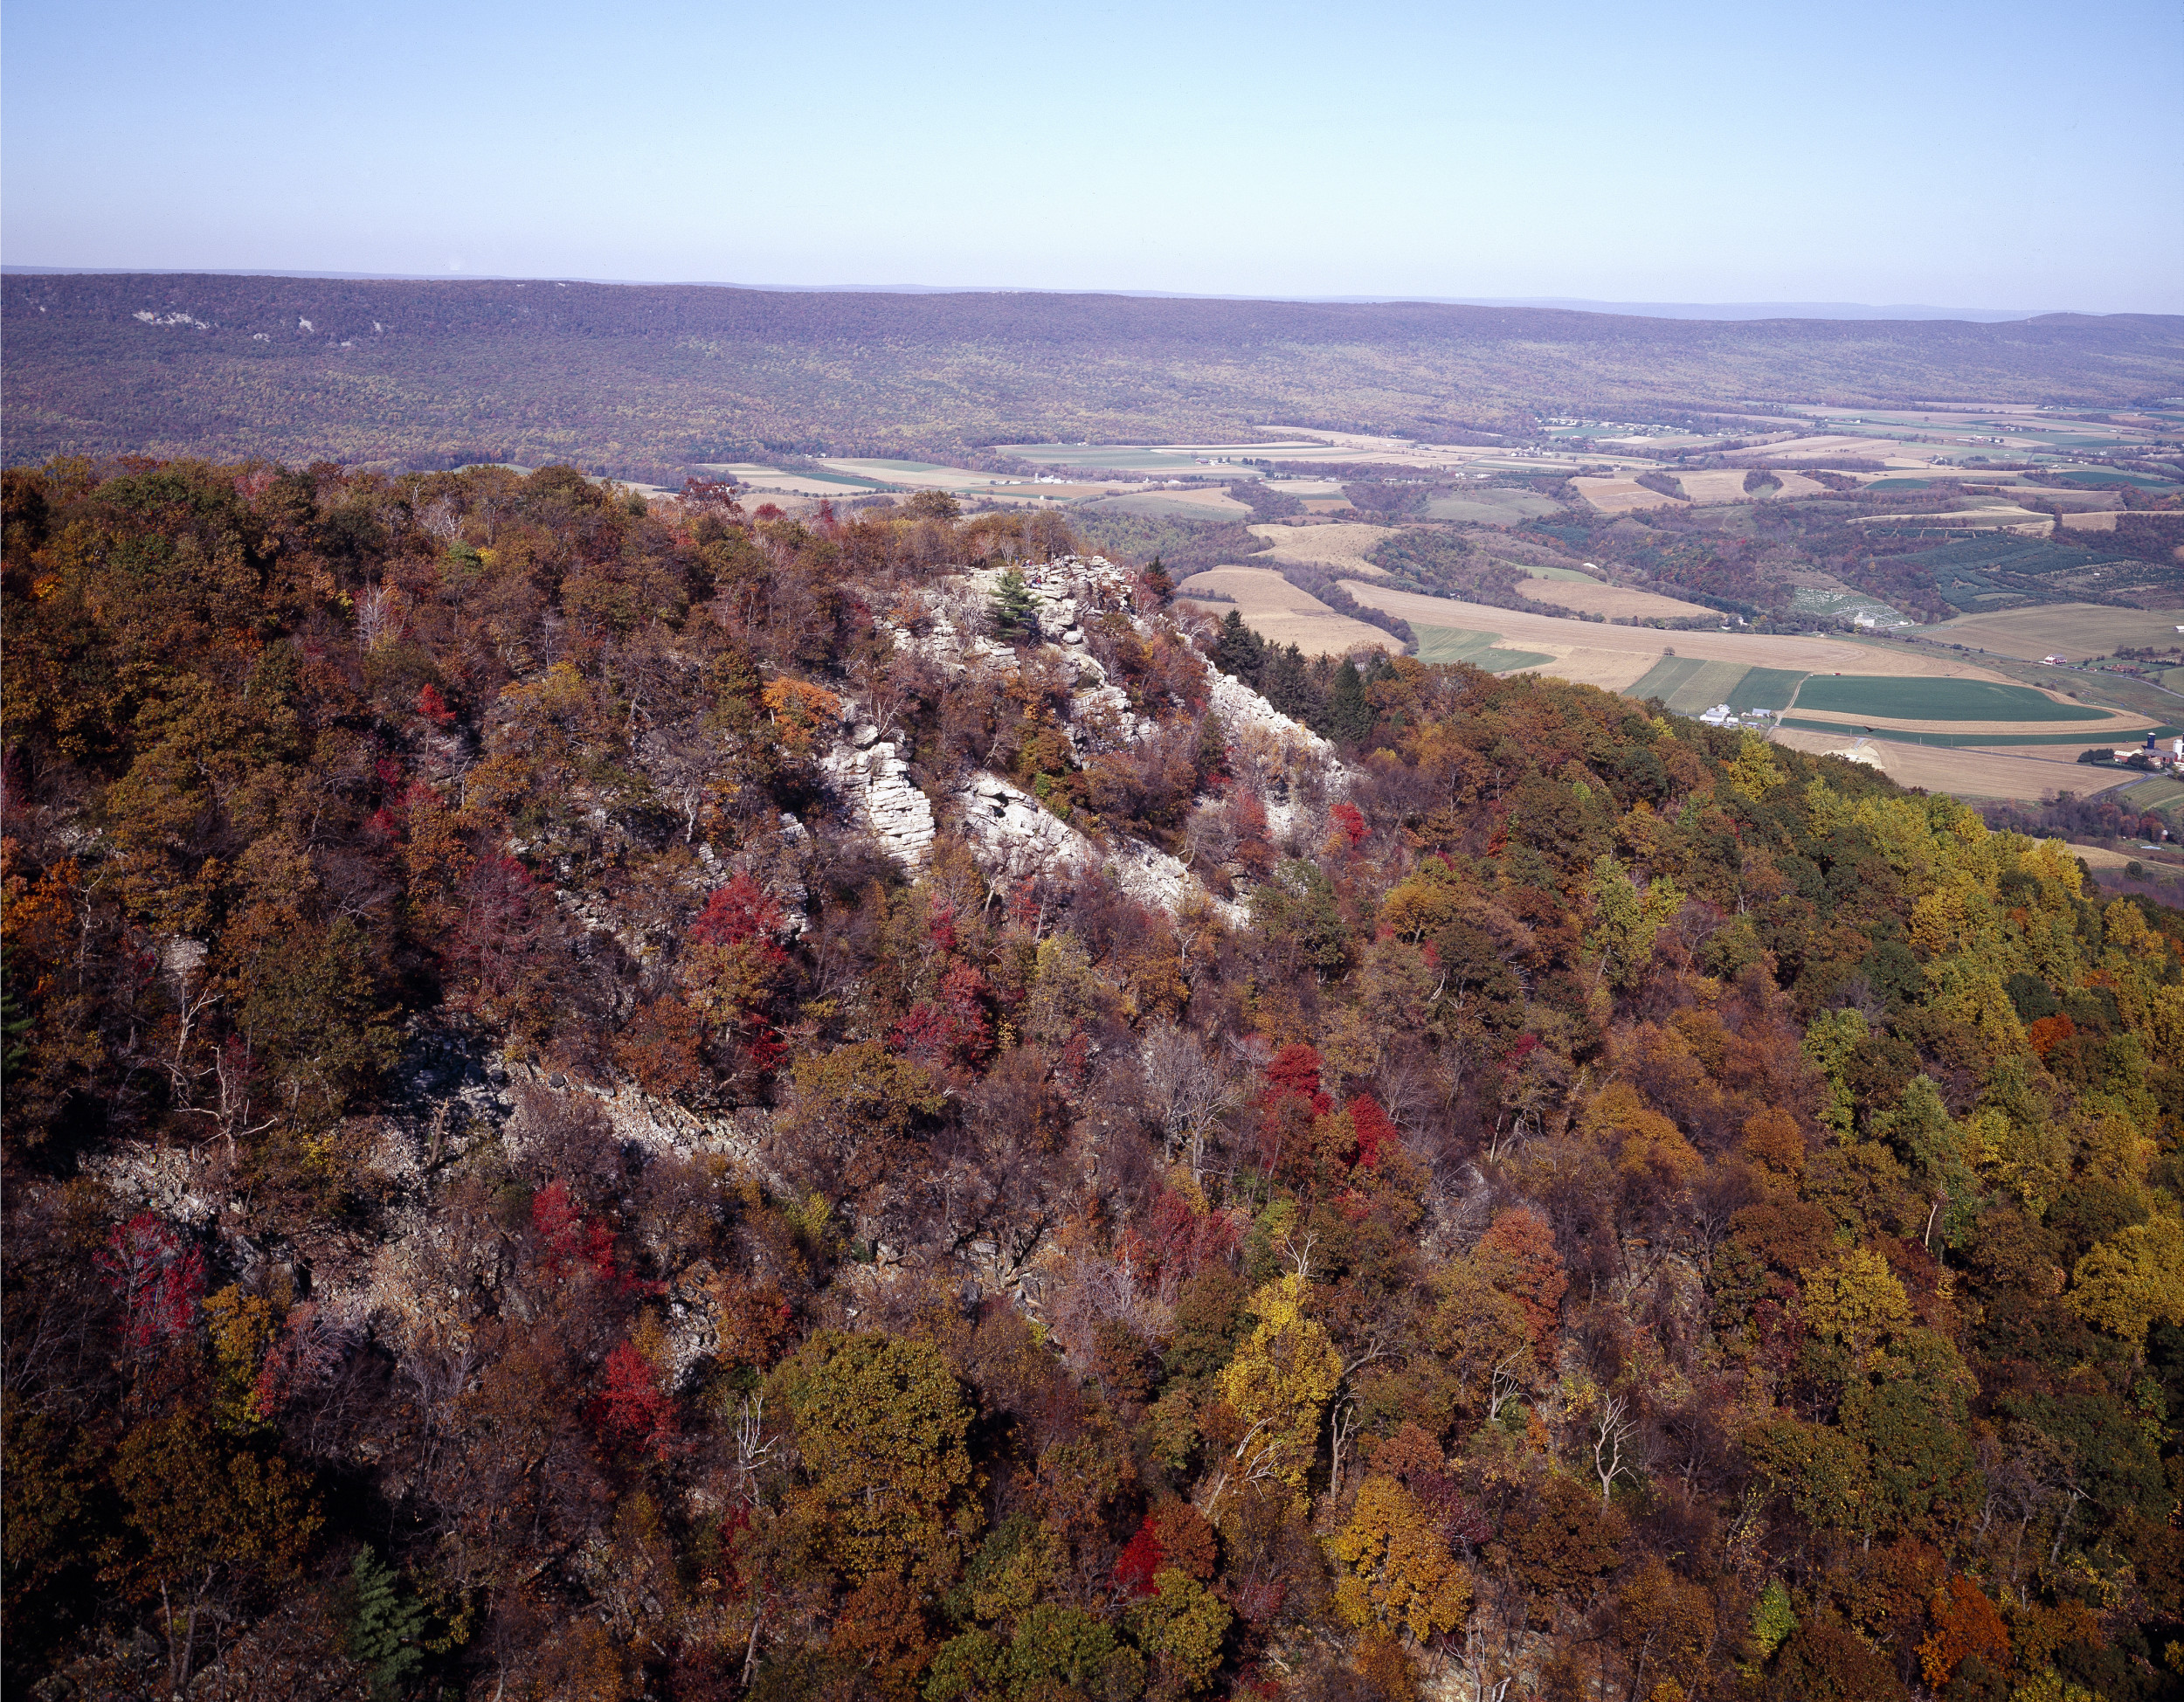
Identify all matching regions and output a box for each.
[3,453,2184,1702]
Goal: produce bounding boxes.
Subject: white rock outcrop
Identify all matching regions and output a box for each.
[953,771,1244,926]
[844,551,1347,913]
[823,730,936,869]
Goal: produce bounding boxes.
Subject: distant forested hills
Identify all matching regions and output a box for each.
[5,273,2181,474]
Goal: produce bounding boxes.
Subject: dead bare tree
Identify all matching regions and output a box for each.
[1138,1021,1239,1187]
[1593,1391,1641,1502]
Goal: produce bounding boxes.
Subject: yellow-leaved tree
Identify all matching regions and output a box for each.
[1203,1274,1340,1517]
[1330,1474,1473,1645]
[1799,1249,1912,1366]
[2068,1216,2184,1349]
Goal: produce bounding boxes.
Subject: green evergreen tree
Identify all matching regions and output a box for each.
[1194,711,1231,786]
[348,1547,427,1700]
[991,568,1039,643]
[1260,642,1317,724]
[1142,556,1173,604]
[1328,657,1373,744]
[1216,609,1264,683]
[1,981,32,1080]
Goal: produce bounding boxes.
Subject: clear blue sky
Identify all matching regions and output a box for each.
[4,0,2179,312]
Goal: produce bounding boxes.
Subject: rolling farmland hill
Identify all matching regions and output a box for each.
[6,273,2181,473]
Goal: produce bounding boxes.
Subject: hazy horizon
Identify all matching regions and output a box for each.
[0,266,2109,324]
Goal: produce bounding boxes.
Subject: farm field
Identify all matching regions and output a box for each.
[1733,668,1810,711]
[1793,675,2115,723]
[1771,729,2136,802]
[1337,581,2030,684]
[1173,567,1391,655]
[699,462,896,495]
[1518,563,1600,583]
[1723,435,1913,463]
[1420,489,1563,523]
[819,457,1141,500]
[1571,476,1684,514]
[1082,488,1255,520]
[1247,521,1397,578]
[1924,603,2184,661]
[2056,844,2184,896]
[992,482,1111,501]
[1777,722,2159,747]
[1673,470,1761,504]
[1002,443,1304,477]
[1515,578,1719,622]
[1853,503,2053,529]
[1624,659,1811,716]
[1409,626,1556,673]
[1625,656,1752,713]
[820,457,988,488]
[2116,776,2184,812]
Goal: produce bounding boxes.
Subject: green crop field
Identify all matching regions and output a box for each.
[2052,468,2177,488]
[1792,675,2114,722]
[1625,656,1706,703]
[1622,658,1807,716]
[2118,777,2184,810]
[1412,625,1555,674]
[1516,562,1601,584]
[1731,668,1808,712]
[1663,660,1754,714]
[1777,721,2174,748]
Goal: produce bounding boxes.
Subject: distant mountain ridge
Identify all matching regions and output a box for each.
[5,272,2180,474]
[0,268,2069,320]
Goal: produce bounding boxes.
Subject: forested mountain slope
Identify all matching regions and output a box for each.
[6,274,2181,472]
[3,459,2181,1701]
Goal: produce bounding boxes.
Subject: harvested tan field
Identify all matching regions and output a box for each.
[1925,604,2184,661]
[1853,506,2053,528]
[2060,511,2118,531]
[1089,490,1257,522]
[1673,470,1757,504]
[1772,729,2135,803]
[717,470,892,498]
[1572,477,1686,515]
[1248,522,1398,578]
[2063,842,2184,880]
[1420,488,1564,524]
[1724,435,1908,463]
[1176,567,1393,657]
[1339,582,2031,681]
[819,460,1005,491]
[1517,579,1722,622]
[1530,647,1666,690]
[1674,468,1830,503]
[1139,486,1251,513]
